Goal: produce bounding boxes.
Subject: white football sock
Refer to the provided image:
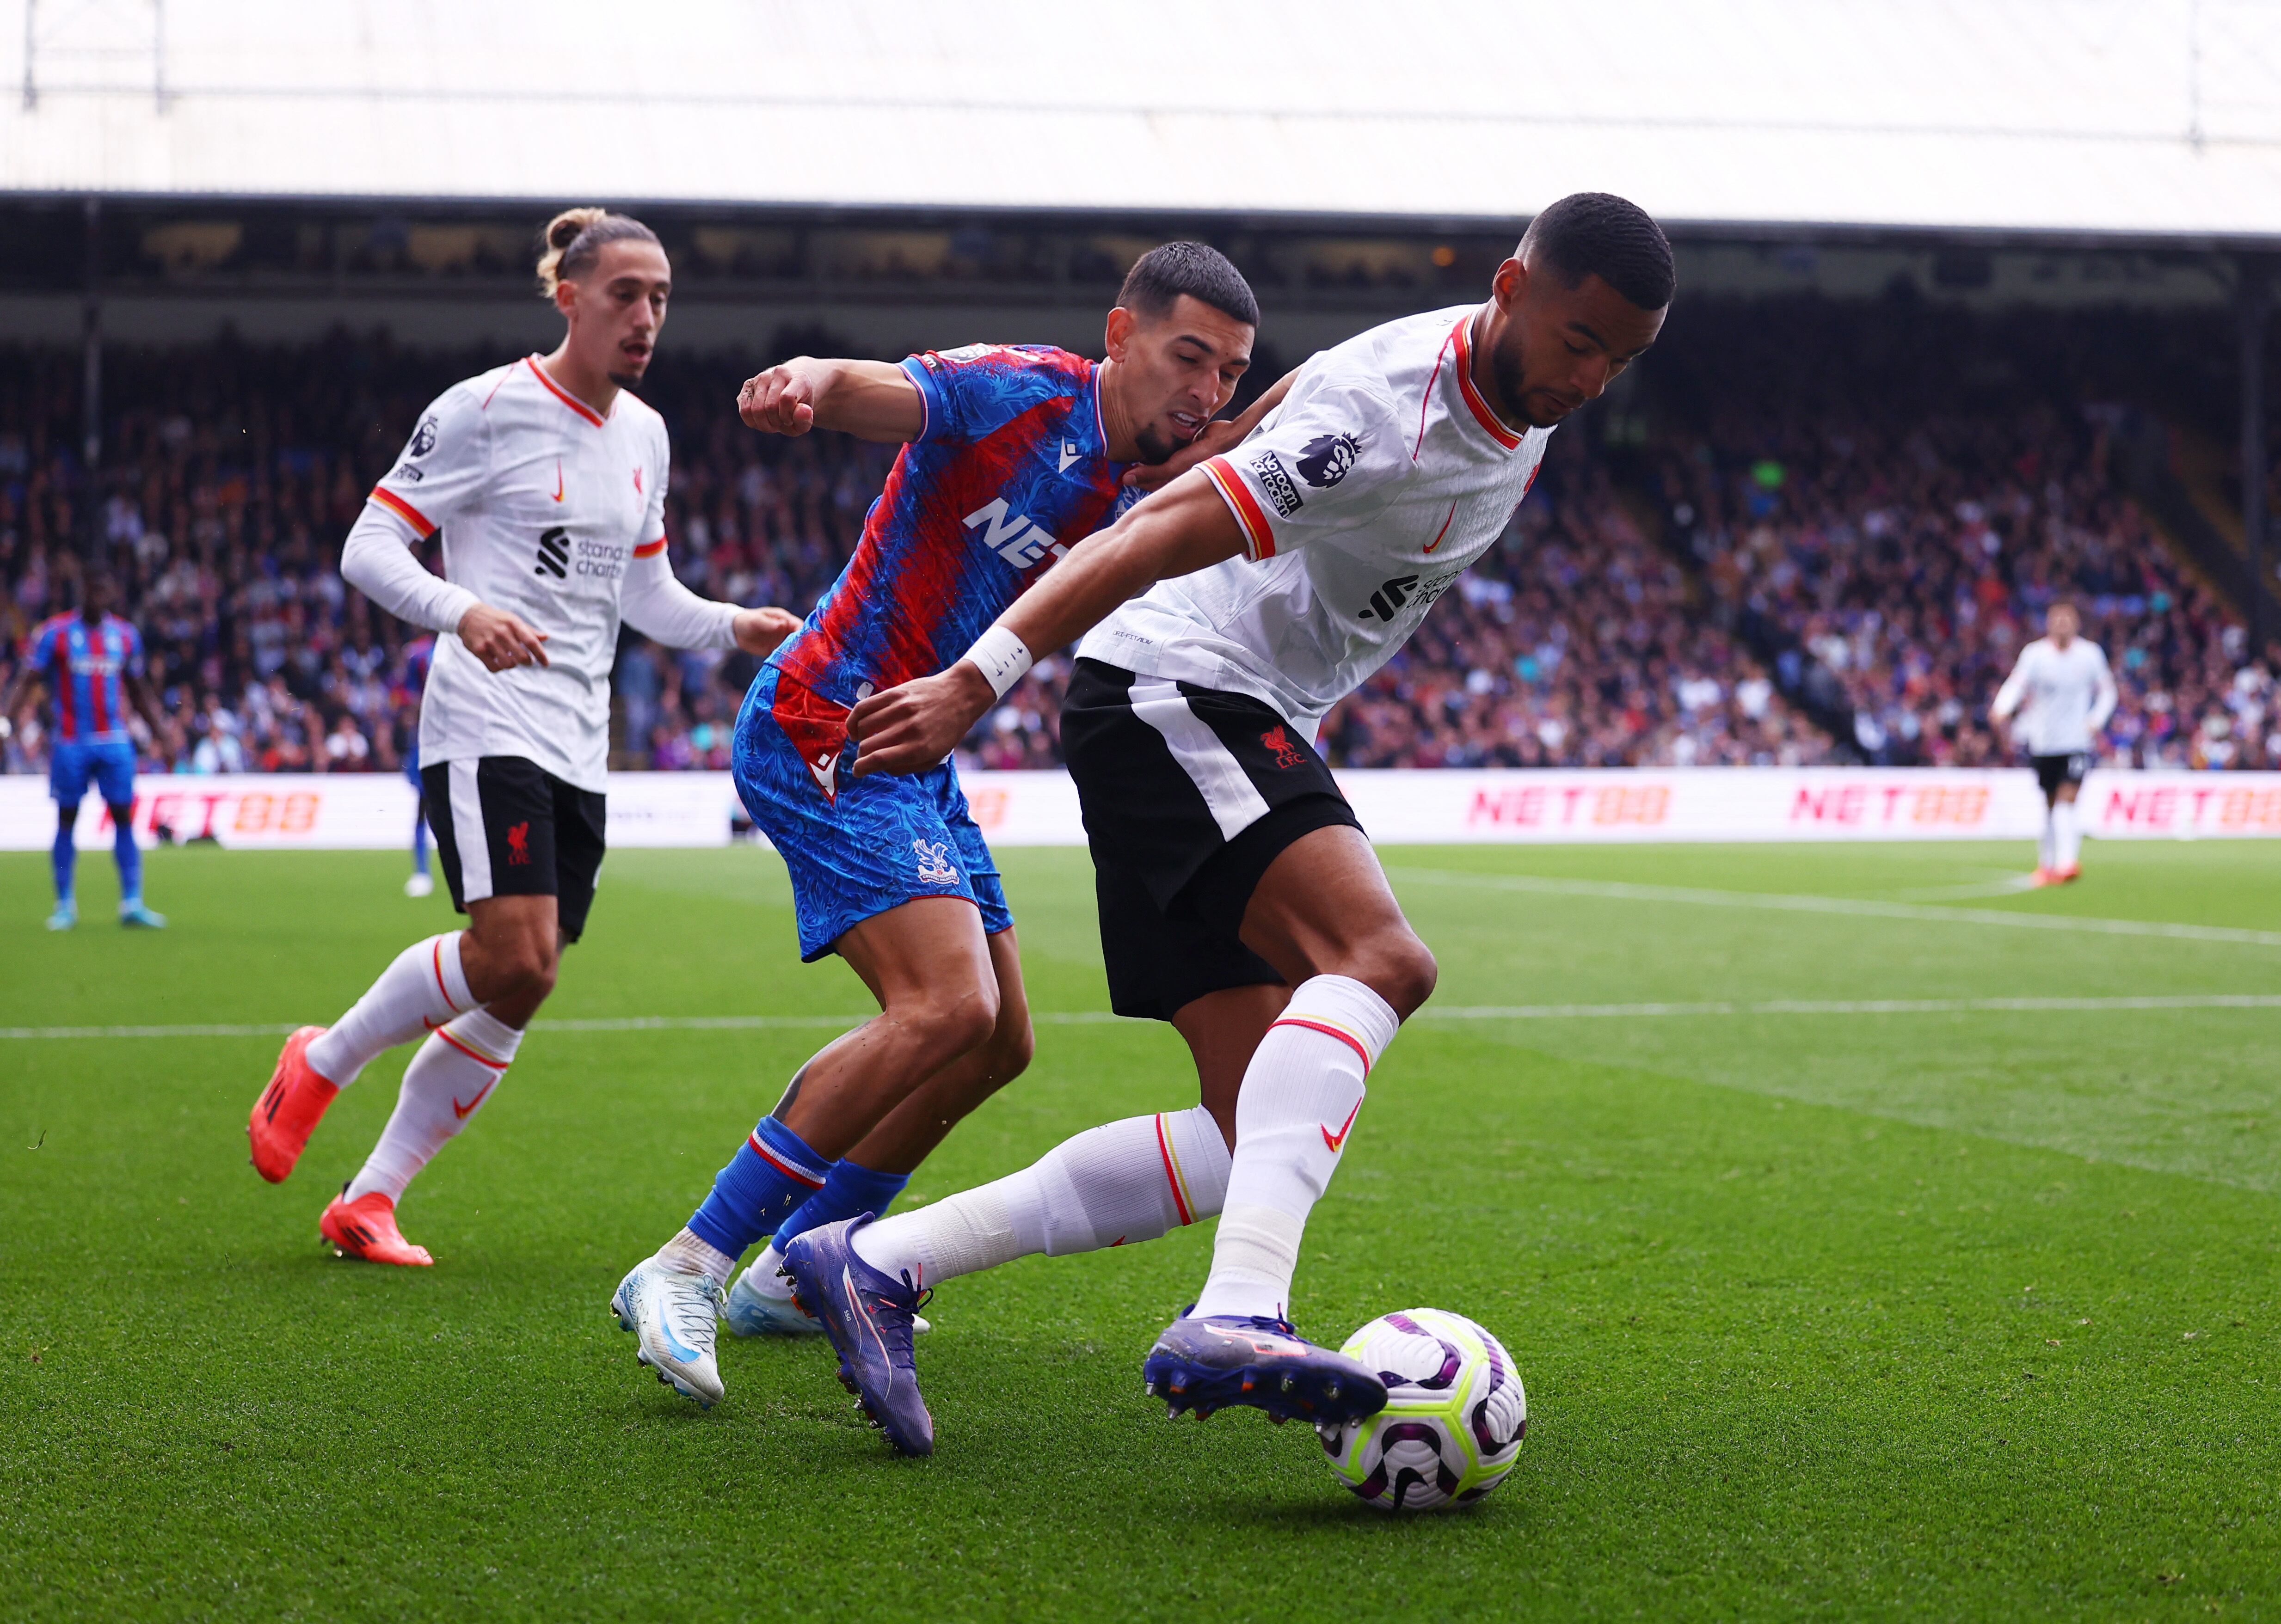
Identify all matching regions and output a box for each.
[2054,800,2082,870]
[1191,974,1399,1323]
[342,1007,518,1204]
[2039,808,2057,872]
[851,1105,1231,1287]
[307,932,473,1086]
[659,1227,737,1281]
[744,1240,795,1298]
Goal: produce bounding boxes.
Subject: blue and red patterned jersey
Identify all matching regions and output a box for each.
[25,613,143,745]
[770,343,1139,710]
[398,635,435,703]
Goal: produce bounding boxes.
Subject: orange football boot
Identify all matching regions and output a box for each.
[320,1189,434,1267]
[248,1026,341,1183]
[2029,866,2062,888]
[2055,864,2082,883]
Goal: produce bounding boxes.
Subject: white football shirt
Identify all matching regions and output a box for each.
[1079,305,1551,738]
[365,357,678,791]
[1992,635,2117,756]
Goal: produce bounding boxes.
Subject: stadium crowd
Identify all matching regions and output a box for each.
[1,302,2274,778]
[1636,298,2279,771]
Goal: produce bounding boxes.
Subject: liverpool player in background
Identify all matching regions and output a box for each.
[245,207,799,1267]
[609,245,1285,1445]
[1992,600,2116,884]
[1,568,175,930]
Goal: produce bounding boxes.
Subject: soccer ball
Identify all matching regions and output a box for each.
[1318,1308,1526,1512]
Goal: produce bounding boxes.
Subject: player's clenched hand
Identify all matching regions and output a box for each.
[848,664,996,776]
[1123,417,1248,493]
[738,362,819,436]
[457,602,551,671]
[732,606,802,656]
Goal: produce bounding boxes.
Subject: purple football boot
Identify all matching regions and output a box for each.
[781,1214,935,1457]
[1142,1309,1388,1426]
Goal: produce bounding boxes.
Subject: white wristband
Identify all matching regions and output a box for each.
[965,624,1035,700]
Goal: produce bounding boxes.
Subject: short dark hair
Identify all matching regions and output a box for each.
[1117,241,1260,328]
[1520,193,1675,312]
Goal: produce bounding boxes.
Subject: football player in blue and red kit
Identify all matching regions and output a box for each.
[396,634,437,898]
[613,245,1276,1446]
[1,569,174,930]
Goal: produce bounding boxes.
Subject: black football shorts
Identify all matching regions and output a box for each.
[420,755,608,941]
[2031,752,2090,797]
[1059,658,1362,1022]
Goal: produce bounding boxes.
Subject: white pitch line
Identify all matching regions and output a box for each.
[1423,994,2281,1020]
[5,996,2276,1042]
[1387,867,2281,948]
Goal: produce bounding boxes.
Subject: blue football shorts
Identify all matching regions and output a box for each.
[50,740,136,807]
[732,664,1012,962]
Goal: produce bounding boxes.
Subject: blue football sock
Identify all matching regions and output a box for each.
[412,813,430,876]
[109,804,142,903]
[51,806,78,904]
[687,1115,830,1263]
[773,1159,911,1254]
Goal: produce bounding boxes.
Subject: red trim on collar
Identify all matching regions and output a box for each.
[1449,315,1523,451]
[525,356,605,427]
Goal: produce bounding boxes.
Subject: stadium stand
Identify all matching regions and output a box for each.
[2,298,2275,778]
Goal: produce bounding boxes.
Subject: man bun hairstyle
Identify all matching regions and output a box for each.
[1117,241,1260,328]
[536,207,662,297]
[1520,192,1675,312]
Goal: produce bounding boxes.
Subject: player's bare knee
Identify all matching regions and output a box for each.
[1358,932,1437,1019]
[901,981,998,1059]
[492,936,557,1004]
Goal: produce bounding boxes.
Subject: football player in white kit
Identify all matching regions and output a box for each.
[1992,600,2117,885]
[777,194,1672,1441]
[245,208,799,1265]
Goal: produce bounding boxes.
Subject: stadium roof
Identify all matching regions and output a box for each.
[6,0,2281,243]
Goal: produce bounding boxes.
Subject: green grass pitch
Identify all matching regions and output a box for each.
[3,836,2278,1620]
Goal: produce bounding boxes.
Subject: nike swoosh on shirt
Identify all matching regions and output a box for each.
[1321,1097,1363,1152]
[451,1079,496,1119]
[552,460,565,503]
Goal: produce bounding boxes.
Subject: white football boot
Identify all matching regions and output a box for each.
[611,1256,726,1407]
[723,1255,932,1338]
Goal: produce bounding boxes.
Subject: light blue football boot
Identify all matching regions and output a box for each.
[611,1256,726,1408]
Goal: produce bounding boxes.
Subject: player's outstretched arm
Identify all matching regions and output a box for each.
[737,358,924,444]
[847,471,1246,775]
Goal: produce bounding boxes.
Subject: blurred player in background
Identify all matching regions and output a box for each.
[398,633,437,898]
[609,245,1277,1438]
[245,208,798,1266]
[1992,600,2115,885]
[0,569,173,930]
[813,193,1672,1450]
